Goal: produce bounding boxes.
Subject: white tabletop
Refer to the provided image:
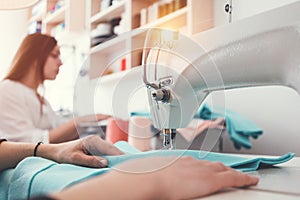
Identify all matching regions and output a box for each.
[198,155,300,200]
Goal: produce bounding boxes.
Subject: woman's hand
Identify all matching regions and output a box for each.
[112,156,259,200]
[153,156,259,199]
[48,135,123,168]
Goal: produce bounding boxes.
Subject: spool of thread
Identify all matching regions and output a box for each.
[120,58,126,71]
[105,118,128,144]
[128,116,153,151]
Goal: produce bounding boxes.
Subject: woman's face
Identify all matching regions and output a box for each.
[43,45,62,80]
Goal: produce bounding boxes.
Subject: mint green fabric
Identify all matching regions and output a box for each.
[110,141,294,172]
[195,104,263,150]
[6,158,109,200]
[0,169,14,200]
[1,141,294,199]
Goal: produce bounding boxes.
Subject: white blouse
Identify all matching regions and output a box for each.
[0,80,62,143]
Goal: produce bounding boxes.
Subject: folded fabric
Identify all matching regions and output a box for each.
[0,169,14,200]
[4,141,294,200]
[7,158,110,200]
[195,104,263,150]
[108,141,294,172]
[177,118,225,142]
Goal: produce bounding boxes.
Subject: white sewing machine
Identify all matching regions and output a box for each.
[142,1,300,149]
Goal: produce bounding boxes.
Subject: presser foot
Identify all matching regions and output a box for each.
[162,129,177,150]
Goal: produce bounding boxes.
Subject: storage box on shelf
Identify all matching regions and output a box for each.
[87,0,213,79]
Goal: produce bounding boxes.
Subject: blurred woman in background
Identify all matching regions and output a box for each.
[0,33,108,143]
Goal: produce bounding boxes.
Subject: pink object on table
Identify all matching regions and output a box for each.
[105,118,129,144]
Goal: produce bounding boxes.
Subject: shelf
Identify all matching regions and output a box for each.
[90,35,127,55]
[140,6,188,30]
[87,0,214,79]
[90,28,147,54]
[28,11,45,23]
[44,6,66,25]
[90,1,126,25]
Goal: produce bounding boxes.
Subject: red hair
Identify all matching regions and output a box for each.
[5,33,57,84]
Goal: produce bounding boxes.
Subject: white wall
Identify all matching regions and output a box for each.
[0,9,27,79]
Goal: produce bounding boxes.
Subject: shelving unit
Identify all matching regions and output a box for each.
[90,1,126,25]
[28,10,44,24]
[140,6,188,29]
[86,0,214,79]
[27,0,86,44]
[43,5,66,24]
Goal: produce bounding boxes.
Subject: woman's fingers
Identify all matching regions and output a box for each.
[99,141,124,155]
[201,161,258,188]
[82,135,124,156]
[217,170,259,189]
[70,152,109,168]
[205,161,229,172]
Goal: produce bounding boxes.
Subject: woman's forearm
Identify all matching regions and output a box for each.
[0,142,56,172]
[53,170,159,200]
[49,119,79,143]
[49,114,109,143]
[0,142,34,171]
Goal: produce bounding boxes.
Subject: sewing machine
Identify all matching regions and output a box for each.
[142,1,300,149]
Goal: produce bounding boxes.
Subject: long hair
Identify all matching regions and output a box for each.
[5,33,57,84]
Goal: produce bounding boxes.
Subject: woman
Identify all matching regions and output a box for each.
[0,137,258,200]
[0,33,108,143]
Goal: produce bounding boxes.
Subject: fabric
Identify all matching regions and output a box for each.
[195,104,263,150]
[0,169,14,200]
[6,158,109,200]
[177,118,225,142]
[107,141,294,172]
[1,141,294,200]
[0,80,63,143]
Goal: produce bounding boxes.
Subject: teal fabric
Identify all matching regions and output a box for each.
[1,141,294,200]
[109,141,294,172]
[0,169,14,200]
[130,111,151,118]
[7,158,110,200]
[195,104,263,150]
